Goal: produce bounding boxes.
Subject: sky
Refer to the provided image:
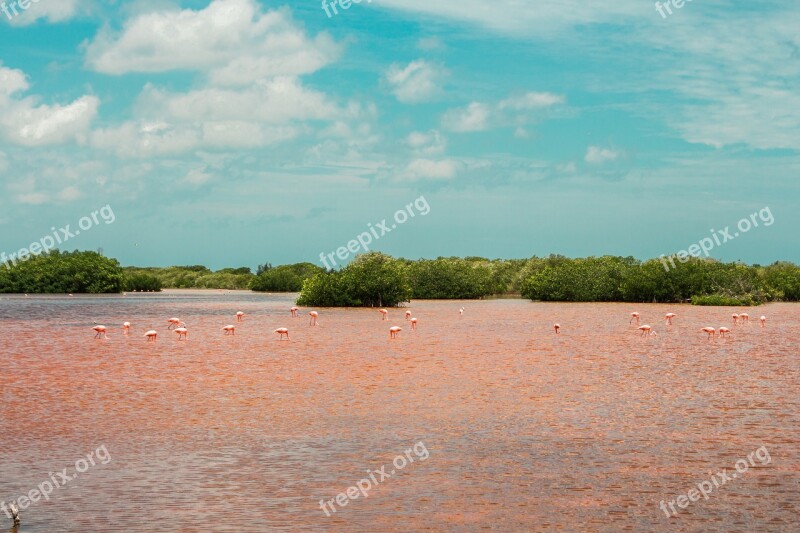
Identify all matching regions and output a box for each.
[0,0,798,270]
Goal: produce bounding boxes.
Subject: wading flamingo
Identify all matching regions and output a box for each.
[236,311,245,322]
[701,327,716,339]
[174,326,188,340]
[405,310,412,320]
[92,325,107,339]
[554,323,561,334]
[459,307,464,318]
[122,322,131,334]
[718,327,731,337]
[732,314,739,325]
[309,311,319,326]
[638,325,656,336]
[410,318,418,331]
[167,318,181,329]
[274,328,289,340]
[290,307,299,318]
[739,313,750,322]
[665,313,677,325]
[222,325,235,335]
[379,309,388,321]
[630,312,640,325]
[144,330,158,341]
[389,326,402,339]
[760,315,767,328]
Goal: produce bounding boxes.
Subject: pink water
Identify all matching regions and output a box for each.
[1,292,798,532]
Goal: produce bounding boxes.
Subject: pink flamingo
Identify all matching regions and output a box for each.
[174,326,188,340]
[459,307,464,318]
[739,312,750,322]
[167,318,181,330]
[92,325,107,339]
[701,327,716,339]
[718,327,731,337]
[665,313,676,325]
[144,330,158,341]
[553,323,560,334]
[405,310,412,320]
[630,312,640,325]
[290,307,299,318]
[389,326,402,339]
[274,328,289,340]
[732,314,739,325]
[410,317,418,331]
[222,325,235,335]
[638,325,656,336]
[379,309,388,321]
[760,315,766,328]
[236,311,245,322]
[122,322,131,334]
[309,311,318,326]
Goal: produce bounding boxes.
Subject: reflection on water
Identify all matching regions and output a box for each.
[0,292,798,532]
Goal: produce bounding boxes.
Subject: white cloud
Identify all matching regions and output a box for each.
[0,66,98,146]
[406,130,446,155]
[57,186,81,202]
[384,60,445,103]
[3,0,80,26]
[85,0,340,86]
[442,91,564,132]
[585,146,619,165]
[402,158,459,181]
[183,168,213,186]
[442,102,490,132]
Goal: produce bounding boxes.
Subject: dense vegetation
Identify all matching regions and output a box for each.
[0,250,124,293]
[3,249,799,305]
[251,263,325,292]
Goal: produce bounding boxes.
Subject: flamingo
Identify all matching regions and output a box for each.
[410,317,418,331]
[379,309,388,321]
[719,327,731,337]
[290,306,299,318]
[389,326,402,339]
[701,327,716,339]
[167,318,181,329]
[638,325,656,336]
[665,313,676,325]
[144,330,158,341]
[274,328,289,340]
[553,323,561,334]
[122,321,131,334]
[236,311,245,322]
[92,325,107,339]
[222,325,235,335]
[309,311,319,326]
[174,326,188,340]
[760,315,766,328]
[459,307,464,318]
[630,312,640,325]
[405,310,412,320]
[732,314,739,325]
[739,312,750,322]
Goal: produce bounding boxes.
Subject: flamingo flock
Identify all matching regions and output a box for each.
[92,305,769,344]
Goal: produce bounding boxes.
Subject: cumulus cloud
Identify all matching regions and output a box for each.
[406,130,447,155]
[85,0,340,86]
[443,91,564,132]
[585,146,619,164]
[3,0,80,26]
[0,65,98,146]
[402,158,459,181]
[384,60,446,103]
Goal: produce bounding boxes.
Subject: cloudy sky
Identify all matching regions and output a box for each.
[1,0,798,269]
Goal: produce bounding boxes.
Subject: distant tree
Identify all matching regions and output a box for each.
[257,262,273,275]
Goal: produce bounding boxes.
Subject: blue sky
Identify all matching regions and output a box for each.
[1,0,798,270]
